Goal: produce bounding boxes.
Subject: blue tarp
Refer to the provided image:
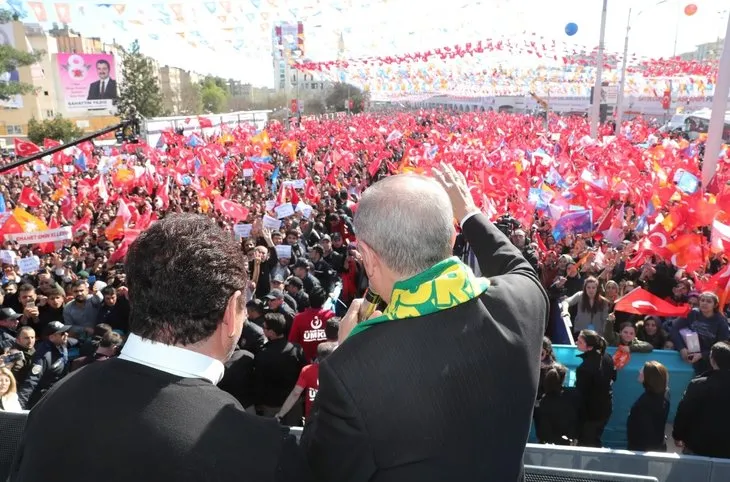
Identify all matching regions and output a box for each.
[530,346,695,449]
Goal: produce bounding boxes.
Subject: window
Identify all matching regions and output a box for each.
[7,125,23,135]
[43,91,49,96]
[46,110,54,118]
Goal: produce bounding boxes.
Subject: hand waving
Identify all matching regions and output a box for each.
[431,162,479,223]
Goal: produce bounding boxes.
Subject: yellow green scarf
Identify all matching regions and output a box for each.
[348,256,490,339]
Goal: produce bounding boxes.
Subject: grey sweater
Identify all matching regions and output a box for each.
[562,292,610,334]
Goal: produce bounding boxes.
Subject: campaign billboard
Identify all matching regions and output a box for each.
[0,22,23,109]
[273,21,304,60]
[57,53,118,111]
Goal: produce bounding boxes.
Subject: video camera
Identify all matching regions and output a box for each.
[494,214,520,237]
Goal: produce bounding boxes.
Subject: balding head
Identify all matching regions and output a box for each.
[354,174,454,279]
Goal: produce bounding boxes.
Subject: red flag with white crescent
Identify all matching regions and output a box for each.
[18,187,43,208]
[13,138,41,158]
[214,196,249,223]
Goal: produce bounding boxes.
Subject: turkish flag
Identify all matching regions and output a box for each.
[155,178,170,210]
[214,196,249,222]
[614,288,690,318]
[304,178,320,204]
[18,187,43,208]
[59,195,76,221]
[198,116,213,129]
[13,138,41,158]
[73,212,92,235]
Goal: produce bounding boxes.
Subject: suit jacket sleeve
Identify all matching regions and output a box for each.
[300,359,377,482]
[672,379,702,442]
[461,213,548,330]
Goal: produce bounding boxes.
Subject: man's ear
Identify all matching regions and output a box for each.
[223,290,243,338]
[358,241,377,280]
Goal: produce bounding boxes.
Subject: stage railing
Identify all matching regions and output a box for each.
[524,443,730,482]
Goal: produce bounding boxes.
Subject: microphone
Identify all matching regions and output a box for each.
[362,287,387,319]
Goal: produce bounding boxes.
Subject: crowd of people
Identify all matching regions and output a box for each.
[0,109,729,459]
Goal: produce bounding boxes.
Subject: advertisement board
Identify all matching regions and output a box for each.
[274,21,304,59]
[0,23,23,109]
[57,53,118,111]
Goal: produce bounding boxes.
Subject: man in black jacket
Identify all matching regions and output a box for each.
[301,165,548,482]
[10,214,304,482]
[254,313,307,425]
[673,341,730,458]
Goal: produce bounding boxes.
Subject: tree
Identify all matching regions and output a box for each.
[326,83,368,114]
[303,97,326,115]
[0,9,43,101]
[27,115,83,145]
[117,40,164,118]
[200,76,230,114]
[180,81,202,115]
[200,77,228,113]
[255,91,288,111]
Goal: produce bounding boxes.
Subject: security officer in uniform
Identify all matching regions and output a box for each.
[0,307,22,351]
[17,321,71,409]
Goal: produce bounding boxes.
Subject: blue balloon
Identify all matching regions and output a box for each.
[565,22,578,36]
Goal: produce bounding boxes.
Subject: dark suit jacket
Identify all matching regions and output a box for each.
[300,213,548,482]
[87,79,117,100]
[672,369,730,458]
[10,358,304,482]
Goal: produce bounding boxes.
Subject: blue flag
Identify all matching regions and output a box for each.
[187,135,202,147]
[74,153,87,171]
[674,169,699,194]
[528,188,553,210]
[270,166,280,190]
[552,209,593,241]
[0,193,5,213]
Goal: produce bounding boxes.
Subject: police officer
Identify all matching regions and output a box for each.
[17,321,71,409]
[0,307,22,351]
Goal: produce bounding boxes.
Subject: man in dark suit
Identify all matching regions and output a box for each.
[301,164,548,482]
[254,313,307,426]
[86,59,117,100]
[673,341,730,458]
[10,214,304,482]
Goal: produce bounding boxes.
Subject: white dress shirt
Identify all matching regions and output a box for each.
[119,333,225,384]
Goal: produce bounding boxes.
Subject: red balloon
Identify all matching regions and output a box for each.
[684,4,697,16]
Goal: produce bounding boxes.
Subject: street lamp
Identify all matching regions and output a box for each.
[589,0,608,139]
[615,1,679,132]
[702,12,730,189]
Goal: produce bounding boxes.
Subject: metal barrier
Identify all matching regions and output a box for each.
[524,443,730,482]
[524,465,657,481]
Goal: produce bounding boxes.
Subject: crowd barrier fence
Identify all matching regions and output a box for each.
[524,443,730,482]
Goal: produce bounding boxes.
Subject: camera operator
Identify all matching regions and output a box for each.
[511,228,539,273]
